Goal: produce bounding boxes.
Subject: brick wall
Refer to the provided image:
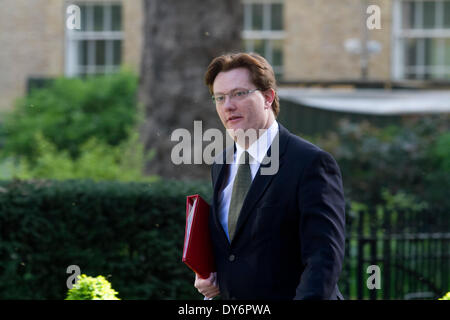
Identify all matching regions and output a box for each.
[284,0,392,81]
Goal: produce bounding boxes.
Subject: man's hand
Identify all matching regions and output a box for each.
[194,272,220,299]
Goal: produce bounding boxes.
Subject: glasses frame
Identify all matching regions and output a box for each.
[212,88,261,105]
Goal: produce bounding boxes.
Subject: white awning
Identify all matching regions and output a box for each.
[277,87,450,115]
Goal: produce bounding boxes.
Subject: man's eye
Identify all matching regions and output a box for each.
[215,96,225,102]
[234,91,246,97]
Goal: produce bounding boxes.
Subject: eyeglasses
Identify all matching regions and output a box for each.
[212,88,260,105]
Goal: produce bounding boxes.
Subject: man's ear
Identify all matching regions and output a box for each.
[263,88,276,109]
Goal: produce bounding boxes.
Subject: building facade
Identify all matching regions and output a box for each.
[0,0,143,112]
[0,0,449,112]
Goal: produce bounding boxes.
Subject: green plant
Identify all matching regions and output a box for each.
[66,274,120,300]
[0,70,139,163]
[439,292,450,300]
[3,130,156,182]
[306,116,450,211]
[432,132,450,173]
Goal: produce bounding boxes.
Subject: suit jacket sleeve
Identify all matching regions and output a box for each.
[294,150,346,299]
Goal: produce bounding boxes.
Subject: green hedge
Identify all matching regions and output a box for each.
[0,179,211,299]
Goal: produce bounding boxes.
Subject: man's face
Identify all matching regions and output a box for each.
[212,68,274,136]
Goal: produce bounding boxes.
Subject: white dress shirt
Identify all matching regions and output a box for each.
[217,120,279,242]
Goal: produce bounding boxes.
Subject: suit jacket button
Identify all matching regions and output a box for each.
[229,254,236,262]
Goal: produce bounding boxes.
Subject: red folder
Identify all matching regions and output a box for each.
[182,194,215,279]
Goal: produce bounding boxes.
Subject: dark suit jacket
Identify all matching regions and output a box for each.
[209,123,346,300]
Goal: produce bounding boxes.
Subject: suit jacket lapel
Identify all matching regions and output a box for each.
[232,124,290,244]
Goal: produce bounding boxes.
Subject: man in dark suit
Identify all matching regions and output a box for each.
[194,52,346,300]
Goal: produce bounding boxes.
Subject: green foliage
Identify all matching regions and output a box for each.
[379,188,428,213]
[0,70,157,183]
[432,132,450,173]
[439,292,450,300]
[0,179,211,299]
[0,70,139,162]
[306,115,450,211]
[1,130,156,182]
[66,274,120,300]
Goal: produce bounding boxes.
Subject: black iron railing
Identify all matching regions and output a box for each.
[339,208,450,300]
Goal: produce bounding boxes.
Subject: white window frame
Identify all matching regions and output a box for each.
[242,0,285,77]
[65,1,124,77]
[392,0,450,80]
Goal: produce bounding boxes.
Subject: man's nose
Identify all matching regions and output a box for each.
[222,95,236,110]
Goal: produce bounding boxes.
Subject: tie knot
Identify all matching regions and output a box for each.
[238,151,251,165]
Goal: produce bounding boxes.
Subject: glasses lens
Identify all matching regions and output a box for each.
[234,90,247,98]
[213,95,225,104]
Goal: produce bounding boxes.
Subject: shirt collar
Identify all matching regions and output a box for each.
[234,120,279,165]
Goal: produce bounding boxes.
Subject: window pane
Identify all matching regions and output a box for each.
[424,38,439,66]
[444,1,450,28]
[243,3,251,31]
[96,40,106,66]
[78,40,88,66]
[402,1,415,29]
[113,40,122,65]
[405,70,418,79]
[111,5,122,31]
[243,39,251,52]
[445,39,450,66]
[272,39,283,67]
[271,4,283,30]
[423,71,433,80]
[79,5,87,31]
[274,69,283,80]
[405,38,417,66]
[253,39,266,57]
[251,4,263,30]
[93,5,104,31]
[423,1,435,29]
[86,5,93,31]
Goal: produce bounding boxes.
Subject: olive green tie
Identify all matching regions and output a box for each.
[228,151,252,240]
